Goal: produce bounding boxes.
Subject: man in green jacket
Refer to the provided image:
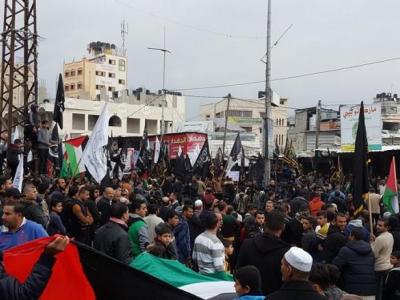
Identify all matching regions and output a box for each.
[128,199,149,257]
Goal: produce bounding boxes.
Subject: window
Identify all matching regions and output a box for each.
[77,69,82,75]
[108,86,115,92]
[127,118,140,133]
[109,59,116,65]
[96,84,105,90]
[88,115,99,130]
[72,113,85,130]
[95,71,105,77]
[70,84,75,90]
[108,72,116,78]
[77,82,82,89]
[70,70,76,76]
[119,59,126,71]
[118,79,126,85]
[109,115,122,127]
[64,71,70,77]
[65,85,69,91]
[226,110,252,118]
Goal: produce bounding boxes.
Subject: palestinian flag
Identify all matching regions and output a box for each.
[60,136,86,178]
[3,237,203,300]
[383,157,399,214]
[132,252,235,299]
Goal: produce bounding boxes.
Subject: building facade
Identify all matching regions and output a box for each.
[39,88,185,138]
[200,93,289,150]
[64,41,127,100]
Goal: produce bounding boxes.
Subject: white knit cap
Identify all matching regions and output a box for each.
[194,200,203,207]
[284,247,313,272]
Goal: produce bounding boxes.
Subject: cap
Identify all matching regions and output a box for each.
[284,247,313,272]
[4,188,23,198]
[194,200,203,207]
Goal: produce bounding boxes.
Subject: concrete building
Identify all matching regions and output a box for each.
[288,107,340,157]
[39,88,185,138]
[374,92,400,145]
[200,92,289,151]
[64,41,127,100]
[177,120,262,157]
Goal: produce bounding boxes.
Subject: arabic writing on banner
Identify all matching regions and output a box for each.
[340,104,382,152]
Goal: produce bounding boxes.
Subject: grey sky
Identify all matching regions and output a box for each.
[36,0,400,120]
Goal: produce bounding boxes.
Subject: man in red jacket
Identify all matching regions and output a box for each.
[309,187,325,216]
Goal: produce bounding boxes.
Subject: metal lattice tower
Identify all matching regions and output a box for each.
[0,0,38,143]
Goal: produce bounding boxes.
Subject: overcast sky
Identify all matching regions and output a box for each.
[35,0,400,120]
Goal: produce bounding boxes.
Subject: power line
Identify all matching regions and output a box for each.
[114,0,265,40]
[172,56,400,91]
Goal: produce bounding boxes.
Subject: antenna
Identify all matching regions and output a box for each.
[121,20,128,56]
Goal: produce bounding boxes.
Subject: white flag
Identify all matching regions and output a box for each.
[13,154,24,192]
[178,145,183,157]
[27,150,33,162]
[11,126,20,143]
[188,143,201,167]
[154,136,161,164]
[82,102,109,183]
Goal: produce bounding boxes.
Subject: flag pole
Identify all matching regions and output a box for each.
[368,192,373,234]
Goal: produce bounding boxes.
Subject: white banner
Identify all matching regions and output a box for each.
[83,102,109,183]
[340,104,382,152]
[154,137,160,164]
[13,154,23,192]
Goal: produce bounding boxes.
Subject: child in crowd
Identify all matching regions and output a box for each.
[233,266,265,300]
[147,223,177,260]
[383,251,400,300]
[47,196,66,236]
[223,239,234,273]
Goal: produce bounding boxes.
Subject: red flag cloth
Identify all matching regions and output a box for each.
[3,236,95,300]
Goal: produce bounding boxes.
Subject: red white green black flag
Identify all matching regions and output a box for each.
[383,157,399,214]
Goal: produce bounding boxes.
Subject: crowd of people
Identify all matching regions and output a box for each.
[0,170,400,300]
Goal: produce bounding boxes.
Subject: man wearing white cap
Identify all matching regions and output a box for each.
[267,247,326,300]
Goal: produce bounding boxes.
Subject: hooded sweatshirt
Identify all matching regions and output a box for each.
[236,232,290,295]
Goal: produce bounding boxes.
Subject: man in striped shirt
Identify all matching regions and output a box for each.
[192,212,225,274]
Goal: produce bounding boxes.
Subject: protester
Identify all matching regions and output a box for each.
[0,199,48,250]
[47,196,66,235]
[144,203,164,243]
[69,187,94,245]
[233,265,265,300]
[173,205,192,264]
[267,247,325,300]
[128,199,149,258]
[147,222,177,259]
[37,120,50,175]
[236,210,290,295]
[21,184,48,228]
[97,186,115,226]
[324,213,348,263]
[192,212,225,274]
[94,202,133,264]
[383,250,400,300]
[332,227,376,298]
[371,218,394,300]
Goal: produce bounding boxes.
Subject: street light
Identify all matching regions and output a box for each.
[147,28,171,136]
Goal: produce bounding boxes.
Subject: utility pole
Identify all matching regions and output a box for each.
[263,0,272,186]
[314,99,322,170]
[148,26,171,137]
[222,93,232,158]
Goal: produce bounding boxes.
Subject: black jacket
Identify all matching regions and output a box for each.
[0,252,55,300]
[236,232,290,295]
[389,228,400,252]
[383,267,400,300]
[332,240,376,296]
[96,197,112,226]
[94,220,133,264]
[281,217,303,247]
[324,225,347,263]
[289,197,309,215]
[21,200,47,229]
[267,280,326,300]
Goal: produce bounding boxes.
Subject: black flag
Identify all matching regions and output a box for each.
[53,73,65,129]
[136,130,151,174]
[352,101,369,216]
[230,133,243,159]
[173,148,187,178]
[49,124,63,174]
[192,140,211,179]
